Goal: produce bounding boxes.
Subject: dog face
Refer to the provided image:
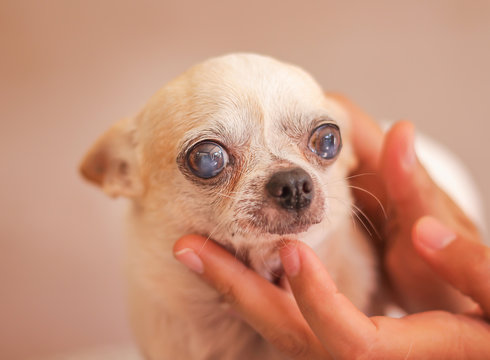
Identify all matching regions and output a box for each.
[80,54,356,274]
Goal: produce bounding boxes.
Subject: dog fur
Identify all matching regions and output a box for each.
[80,53,377,360]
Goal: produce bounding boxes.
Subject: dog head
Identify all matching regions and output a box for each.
[80,54,356,273]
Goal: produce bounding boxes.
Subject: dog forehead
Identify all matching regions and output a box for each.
[138,54,334,161]
[194,54,325,110]
[186,54,328,137]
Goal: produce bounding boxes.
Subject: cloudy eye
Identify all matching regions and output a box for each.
[308,124,342,159]
[187,141,229,178]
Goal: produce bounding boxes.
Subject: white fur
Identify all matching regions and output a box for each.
[81,54,377,360]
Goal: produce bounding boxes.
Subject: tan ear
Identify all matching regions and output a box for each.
[342,138,359,174]
[323,93,359,174]
[79,118,143,198]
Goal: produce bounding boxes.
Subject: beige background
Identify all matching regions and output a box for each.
[1,1,489,359]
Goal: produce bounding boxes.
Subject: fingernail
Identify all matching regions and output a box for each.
[280,242,300,277]
[416,217,457,250]
[402,124,416,170]
[174,248,204,274]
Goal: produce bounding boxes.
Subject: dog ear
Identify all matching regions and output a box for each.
[324,94,359,174]
[341,138,359,174]
[79,118,143,198]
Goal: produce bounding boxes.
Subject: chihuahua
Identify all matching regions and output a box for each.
[80,54,377,360]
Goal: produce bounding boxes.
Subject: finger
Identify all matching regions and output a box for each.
[379,120,450,212]
[413,216,490,315]
[380,121,417,202]
[380,121,480,312]
[173,235,330,359]
[372,310,490,359]
[280,241,377,359]
[380,121,467,222]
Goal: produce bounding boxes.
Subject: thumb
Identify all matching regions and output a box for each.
[380,121,472,228]
[413,216,489,315]
[380,121,433,209]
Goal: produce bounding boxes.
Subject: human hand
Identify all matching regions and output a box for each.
[173,218,490,359]
[172,95,489,358]
[329,94,481,313]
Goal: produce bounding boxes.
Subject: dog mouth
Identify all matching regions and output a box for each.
[215,212,323,281]
[244,210,323,236]
[243,193,325,236]
[267,215,321,235]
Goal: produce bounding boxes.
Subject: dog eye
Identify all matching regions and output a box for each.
[187,141,229,178]
[308,124,342,159]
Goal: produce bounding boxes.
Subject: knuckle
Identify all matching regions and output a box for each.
[266,331,310,359]
[468,247,490,292]
[215,265,252,305]
[473,251,490,276]
[216,283,240,306]
[348,343,378,360]
[346,321,383,360]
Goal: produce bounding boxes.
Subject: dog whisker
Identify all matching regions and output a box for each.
[347,184,387,220]
[214,191,242,201]
[343,172,378,181]
[350,202,382,240]
[198,215,230,255]
[325,195,378,239]
[325,172,377,186]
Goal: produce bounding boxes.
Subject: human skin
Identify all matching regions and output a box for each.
[332,94,479,314]
[173,96,490,358]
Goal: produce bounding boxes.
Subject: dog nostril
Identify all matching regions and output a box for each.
[302,181,312,194]
[280,186,291,198]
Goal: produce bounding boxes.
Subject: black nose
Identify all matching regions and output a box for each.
[266,168,314,211]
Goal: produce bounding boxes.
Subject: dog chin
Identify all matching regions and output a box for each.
[265,222,317,235]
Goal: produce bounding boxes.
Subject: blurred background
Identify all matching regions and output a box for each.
[1,1,489,359]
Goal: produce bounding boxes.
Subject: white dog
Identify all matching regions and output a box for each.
[80,54,377,360]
